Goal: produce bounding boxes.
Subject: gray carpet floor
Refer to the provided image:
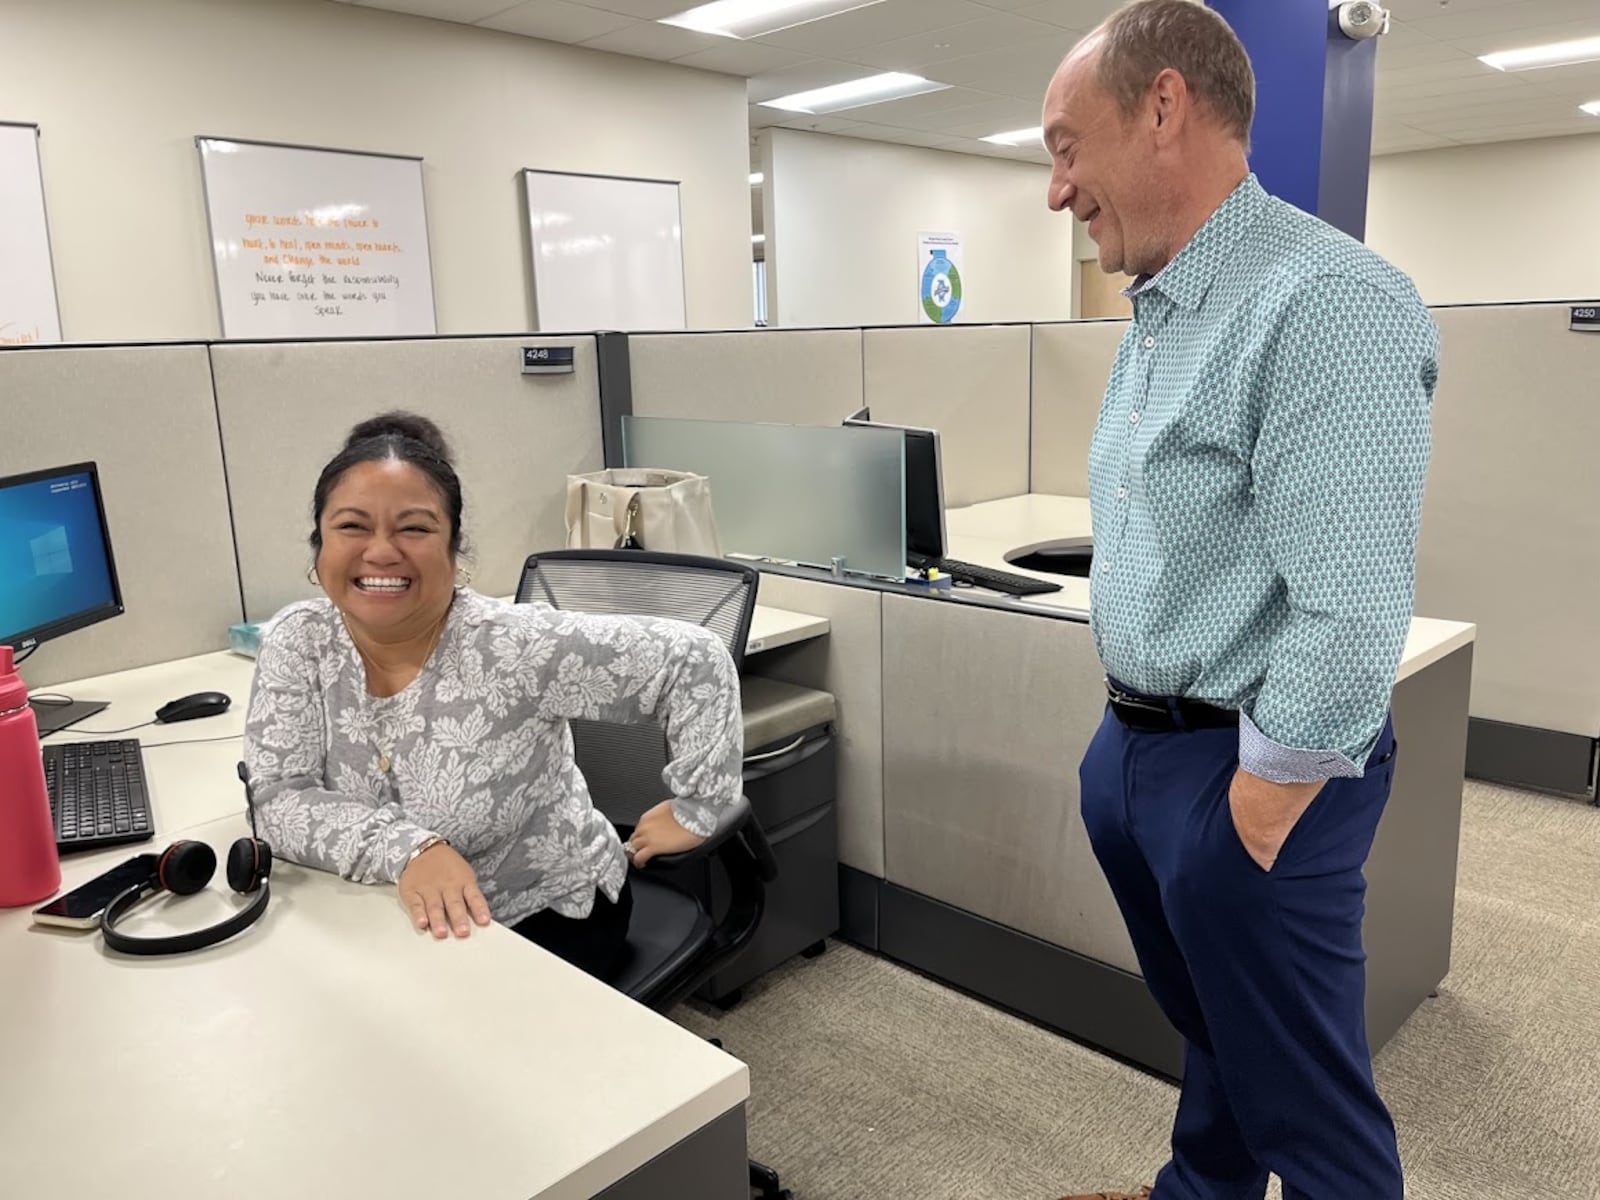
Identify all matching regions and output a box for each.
[674,779,1600,1199]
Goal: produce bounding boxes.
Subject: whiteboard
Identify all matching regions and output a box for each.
[0,122,62,344]
[197,137,437,338]
[523,170,686,332]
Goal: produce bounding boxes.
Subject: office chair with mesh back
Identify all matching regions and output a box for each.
[515,549,792,1200]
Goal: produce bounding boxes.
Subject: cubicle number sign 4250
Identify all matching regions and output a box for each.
[1570,307,1600,333]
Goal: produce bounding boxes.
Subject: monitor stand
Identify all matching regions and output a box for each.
[31,698,109,737]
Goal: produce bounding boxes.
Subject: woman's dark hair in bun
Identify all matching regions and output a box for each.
[310,410,465,559]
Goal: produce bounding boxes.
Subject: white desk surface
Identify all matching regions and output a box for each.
[943,494,1476,683]
[0,652,755,1200]
[746,604,830,655]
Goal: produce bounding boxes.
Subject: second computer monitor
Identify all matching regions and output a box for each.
[843,418,946,569]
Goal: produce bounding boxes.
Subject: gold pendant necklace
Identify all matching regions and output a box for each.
[344,609,448,775]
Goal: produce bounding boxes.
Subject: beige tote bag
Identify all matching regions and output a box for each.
[564,469,724,557]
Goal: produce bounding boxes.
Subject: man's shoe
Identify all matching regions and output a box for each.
[1056,1189,1152,1200]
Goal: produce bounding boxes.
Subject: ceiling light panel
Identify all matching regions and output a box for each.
[1479,36,1600,72]
[979,126,1044,146]
[760,71,949,114]
[660,0,887,40]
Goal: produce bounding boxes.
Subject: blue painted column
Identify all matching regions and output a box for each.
[1208,0,1378,241]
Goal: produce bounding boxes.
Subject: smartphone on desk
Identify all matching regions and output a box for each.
[32,853,158,930]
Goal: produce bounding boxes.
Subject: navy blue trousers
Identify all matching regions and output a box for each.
[1079,706,1403,1199]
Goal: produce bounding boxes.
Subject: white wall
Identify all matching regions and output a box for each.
[0,0,753,341]
[1368,134,1600,306]
[761,128,1075,328]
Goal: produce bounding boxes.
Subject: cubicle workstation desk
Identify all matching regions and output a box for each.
[744,493,1478,1080]
[0,603,831,1200]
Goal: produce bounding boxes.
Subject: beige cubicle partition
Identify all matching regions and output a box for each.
[745,572,886,879]
[1027,319,1126,497]
[862,325,1031,506]
[879,593,1133,969]
[630,329,864,427]
[0,344,243,685]
[630,325,1038,509]
[210,337,603,624]
[1417,304,1600,737]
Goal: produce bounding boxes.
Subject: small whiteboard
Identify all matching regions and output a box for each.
[197,137,437,338]
[523,170,686,332]
[0,122,62,344]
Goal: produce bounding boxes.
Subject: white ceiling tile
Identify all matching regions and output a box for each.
[478,0,638,42]
[921,98,1048,137]
[1403,0,1600,43]
[670,41,817,74]
[1445,19,1600,56]
[926,36,1079,92]
[1375,40,1479,70]
[835,84,1007,123]
[755,0,990,55]
[1385,0,1535,17]
[352,0,520,20]
[1377,57,1505,87]
[748,105,791,128]
[840,124,962,147]
[1372,20,1440,50]
[568,0,694,17]
[839,14,1064,71]
[1378,70,1536,101]
[776,115,867,134]
[1006,0,1114,29]
[747,59,903,103]
[577,18,725,58]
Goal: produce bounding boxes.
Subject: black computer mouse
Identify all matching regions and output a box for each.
[155,691,232,724]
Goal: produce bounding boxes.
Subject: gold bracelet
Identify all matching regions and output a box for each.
[405,835,449,868]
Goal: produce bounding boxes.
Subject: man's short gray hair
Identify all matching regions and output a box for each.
[1096,0,1256,148]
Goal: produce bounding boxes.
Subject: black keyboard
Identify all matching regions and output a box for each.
[43,739,155,854]
[938,558,1064,597]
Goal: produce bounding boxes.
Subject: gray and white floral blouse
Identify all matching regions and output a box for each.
[242,589,743,923]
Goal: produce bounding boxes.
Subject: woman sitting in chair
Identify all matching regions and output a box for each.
[242,411,743,981]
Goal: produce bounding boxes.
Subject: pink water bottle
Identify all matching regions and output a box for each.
[0,645,61,906]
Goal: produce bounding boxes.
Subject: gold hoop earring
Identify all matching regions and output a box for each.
[306,566,321,587]
[455,566,473,587]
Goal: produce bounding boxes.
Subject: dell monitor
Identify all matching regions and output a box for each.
[0,462,124,734]
[842,417,946,570]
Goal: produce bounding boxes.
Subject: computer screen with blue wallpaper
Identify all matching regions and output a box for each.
[0,463,122,650]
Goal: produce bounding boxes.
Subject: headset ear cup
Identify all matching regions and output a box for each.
[226,838,273,895]
[159,840,217,896]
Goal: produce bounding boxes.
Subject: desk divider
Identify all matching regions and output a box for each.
[623,414,905,581]
[0,344,241,686]
[211,336,604,625]
[1028,320,1126,497]
[862,325,1031,507]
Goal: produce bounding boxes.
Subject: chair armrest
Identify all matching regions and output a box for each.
[645,795,778,881]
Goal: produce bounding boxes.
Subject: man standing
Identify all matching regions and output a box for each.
[1044,3,1438,1198]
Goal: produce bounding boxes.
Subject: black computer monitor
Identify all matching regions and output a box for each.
[0,462,124,733]
[842,417,947,569]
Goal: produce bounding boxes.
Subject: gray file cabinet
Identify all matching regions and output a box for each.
[697,676,839,1004]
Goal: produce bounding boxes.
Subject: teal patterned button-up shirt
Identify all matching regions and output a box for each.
[1088,175,1439,782]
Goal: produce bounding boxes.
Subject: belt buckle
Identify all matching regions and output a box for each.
[1104,677,1168,718]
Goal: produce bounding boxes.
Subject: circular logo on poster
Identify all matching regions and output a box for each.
[922,249,962,323]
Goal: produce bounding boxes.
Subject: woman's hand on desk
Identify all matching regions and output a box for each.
[398,842,493,939]
[623,800,707,867]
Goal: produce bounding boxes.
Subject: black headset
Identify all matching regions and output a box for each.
[99,763,273,957]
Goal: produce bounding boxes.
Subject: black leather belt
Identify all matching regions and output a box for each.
[1105,677,1239,733]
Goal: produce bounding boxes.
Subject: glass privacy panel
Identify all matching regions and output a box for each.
[622,416,905,579]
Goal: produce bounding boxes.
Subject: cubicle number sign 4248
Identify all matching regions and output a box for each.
[522,345,576,375]
[1570,307,1600,333]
